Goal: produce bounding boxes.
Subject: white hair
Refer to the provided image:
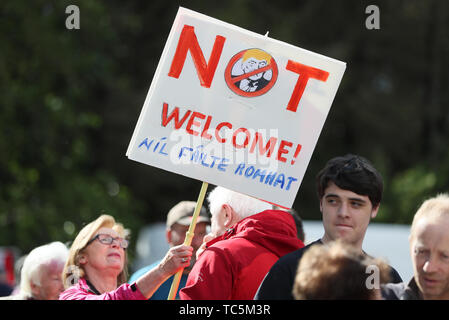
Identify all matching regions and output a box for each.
[20,241,69,298]
[207,186,272,220]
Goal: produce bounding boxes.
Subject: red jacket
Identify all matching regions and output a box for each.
[179,210,304,300]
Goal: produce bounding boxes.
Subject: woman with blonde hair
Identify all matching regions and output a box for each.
[60,215,192,300]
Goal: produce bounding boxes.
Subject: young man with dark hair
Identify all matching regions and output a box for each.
[255,154,403,300]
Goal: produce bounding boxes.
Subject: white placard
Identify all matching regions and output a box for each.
[127,7,346,208]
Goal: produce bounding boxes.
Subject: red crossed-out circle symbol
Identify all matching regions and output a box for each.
[224,48,278,97]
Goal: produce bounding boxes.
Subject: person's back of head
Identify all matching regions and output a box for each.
[293,240,390,300]
[316,154,383,208]
[20,241,69,299]
[208,186,271,220]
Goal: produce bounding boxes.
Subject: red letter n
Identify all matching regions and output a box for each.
[285,60,329,112]
[168,25,226,88]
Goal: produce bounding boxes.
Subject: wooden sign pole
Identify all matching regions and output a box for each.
[167,181,209,300]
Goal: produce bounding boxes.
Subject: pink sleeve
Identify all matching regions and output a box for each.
[59,282,146,300]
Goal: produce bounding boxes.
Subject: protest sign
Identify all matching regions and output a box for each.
[126,7,346,209]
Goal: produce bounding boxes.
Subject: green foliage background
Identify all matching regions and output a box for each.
[1,0,448,262]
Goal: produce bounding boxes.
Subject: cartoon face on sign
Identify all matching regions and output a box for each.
[225,48,278,97]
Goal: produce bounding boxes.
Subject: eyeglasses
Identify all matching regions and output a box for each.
[86,234,129,249]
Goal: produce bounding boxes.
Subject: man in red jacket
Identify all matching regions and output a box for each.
[179,186,304,300]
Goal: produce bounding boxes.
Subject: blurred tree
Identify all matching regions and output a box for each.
[0,0,145,257]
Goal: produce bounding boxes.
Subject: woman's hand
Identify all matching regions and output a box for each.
[159,244,193,277]
[136,244,193,299]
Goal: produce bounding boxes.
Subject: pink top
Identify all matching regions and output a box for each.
[59,278,146,300]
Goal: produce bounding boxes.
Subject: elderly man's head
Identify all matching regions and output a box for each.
[409,194,449,300]
[21,241,68,300]
[207,186,271,237]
